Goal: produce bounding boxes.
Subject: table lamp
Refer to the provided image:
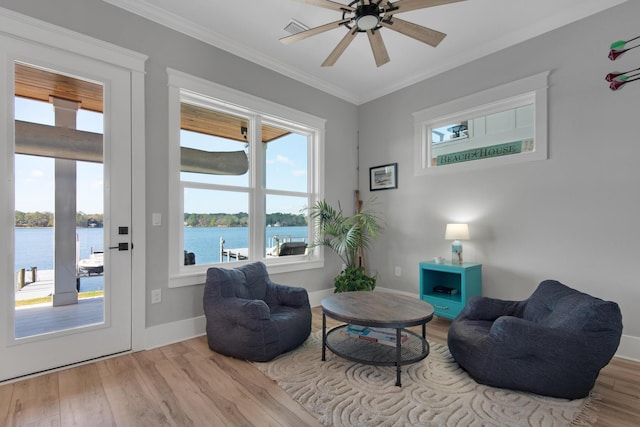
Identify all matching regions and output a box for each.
[445,223,470,264]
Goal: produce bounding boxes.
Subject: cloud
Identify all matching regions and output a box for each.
[292,169,307,177]
[25,169,46,184]
[268,154,294,166]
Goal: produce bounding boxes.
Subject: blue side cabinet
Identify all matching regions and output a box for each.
[419,261,482,320]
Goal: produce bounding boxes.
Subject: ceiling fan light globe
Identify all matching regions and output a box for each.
[357,15,379,30]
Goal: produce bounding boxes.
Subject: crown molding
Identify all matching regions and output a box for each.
[102,0,359,104]
[0,6,147,71]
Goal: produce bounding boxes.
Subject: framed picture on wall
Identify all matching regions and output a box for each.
[369,163,398,191]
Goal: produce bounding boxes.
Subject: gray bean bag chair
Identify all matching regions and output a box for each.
[447,280,622,399]
[203,261,311,362]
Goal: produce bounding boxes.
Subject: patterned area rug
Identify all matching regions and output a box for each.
[254,332,595,427]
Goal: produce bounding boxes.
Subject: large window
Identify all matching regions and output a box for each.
[168,70,325,287]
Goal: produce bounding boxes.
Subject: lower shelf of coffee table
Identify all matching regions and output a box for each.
[325,324,429,366]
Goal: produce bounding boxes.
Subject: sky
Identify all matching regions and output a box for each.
[14,97,308,215]
[15,97,104,214]
[180,127,308,215]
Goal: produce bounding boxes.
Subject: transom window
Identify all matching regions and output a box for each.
[413,71,548,174]
[168,70,325,287]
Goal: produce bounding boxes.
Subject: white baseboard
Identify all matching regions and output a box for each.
[144,315,206,350]
[617,335,640,362]
[308,287,334,307]
[143,287,640,361]
[143,287,334,350]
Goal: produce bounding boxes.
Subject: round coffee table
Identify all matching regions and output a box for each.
[321,291,434,386]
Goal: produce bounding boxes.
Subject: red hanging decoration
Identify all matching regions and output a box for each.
[609,76,640,91]
[605,67,640,82]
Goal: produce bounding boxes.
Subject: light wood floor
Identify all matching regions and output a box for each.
[0,307,638,426]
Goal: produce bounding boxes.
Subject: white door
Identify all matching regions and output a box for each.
[0,35,133,381]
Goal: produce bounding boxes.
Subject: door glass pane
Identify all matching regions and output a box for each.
[14,63,105,339]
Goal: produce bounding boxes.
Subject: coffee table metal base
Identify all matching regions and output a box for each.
[322,315,430,386]
[320,292,434,387]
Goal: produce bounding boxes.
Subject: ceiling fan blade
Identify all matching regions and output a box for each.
[384,0,465,15]
[280,19,351,45]
[367,30,390,67]
[380,17,446,47]
[322,27,359,67]
[291,0,355,12]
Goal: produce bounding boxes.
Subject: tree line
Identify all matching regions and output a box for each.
[183,212,307,228]
[14,210,306,228]
[15,211,104,228]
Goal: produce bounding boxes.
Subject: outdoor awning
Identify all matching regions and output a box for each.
[15,121,249,175]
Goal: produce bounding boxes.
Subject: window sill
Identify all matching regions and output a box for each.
[168,258,325,288]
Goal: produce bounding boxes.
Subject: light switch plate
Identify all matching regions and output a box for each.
[151,289,162,304]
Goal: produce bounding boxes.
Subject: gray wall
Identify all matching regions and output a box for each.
[358,1,640,341]
[1,0,358,327]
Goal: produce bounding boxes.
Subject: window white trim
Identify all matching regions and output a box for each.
[167,69,325,287]
[413,71,549,174]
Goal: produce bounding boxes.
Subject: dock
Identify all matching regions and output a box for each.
[15,269,102,301]
[218,236,306,263]
[15,269,55,301]
[220,248,249,261]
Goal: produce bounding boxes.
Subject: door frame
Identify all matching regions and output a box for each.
[0,7,147,377]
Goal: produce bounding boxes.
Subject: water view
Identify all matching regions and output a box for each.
[15,226,308,292]
[185,225,308,264]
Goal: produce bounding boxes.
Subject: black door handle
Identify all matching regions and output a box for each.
[109,242,129,251]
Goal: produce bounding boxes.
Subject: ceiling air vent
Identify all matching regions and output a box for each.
[283,19,309,35]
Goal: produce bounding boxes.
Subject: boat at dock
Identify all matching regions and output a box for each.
[79,251,104,275]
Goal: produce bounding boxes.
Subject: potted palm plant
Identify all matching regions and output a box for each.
[307,197,382,292]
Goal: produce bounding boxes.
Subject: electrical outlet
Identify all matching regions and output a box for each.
[152,213,162,226]
[395,266,402,277]
[151,288,162,304]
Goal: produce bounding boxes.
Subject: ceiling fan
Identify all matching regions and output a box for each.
[280,0,465,67]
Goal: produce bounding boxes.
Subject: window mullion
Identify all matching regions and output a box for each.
[249,115,265,261]
[263,189,309,198]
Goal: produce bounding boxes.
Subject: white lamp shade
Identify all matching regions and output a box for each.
[445,223,470,240]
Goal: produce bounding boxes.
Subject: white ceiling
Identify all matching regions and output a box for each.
[103,0,626,105]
